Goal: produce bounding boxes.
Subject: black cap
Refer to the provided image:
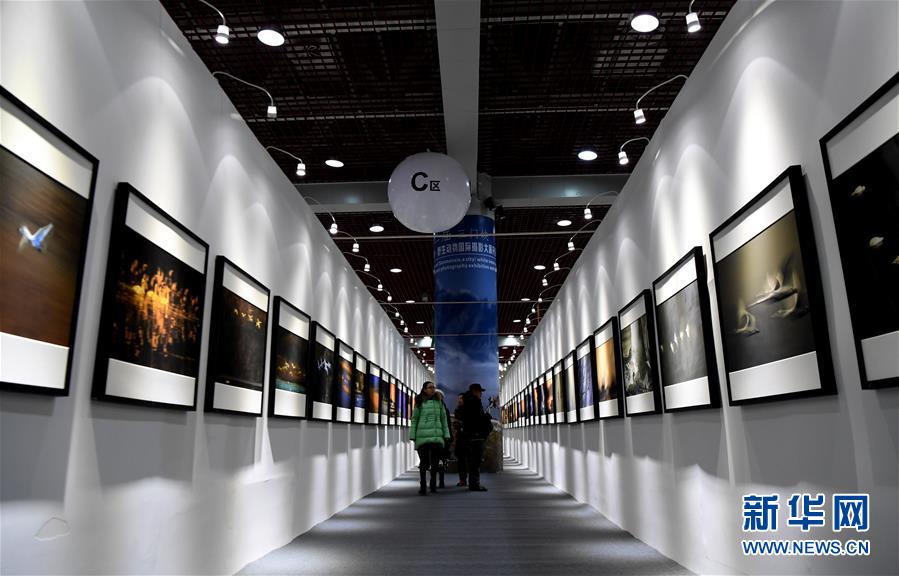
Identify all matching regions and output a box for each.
[469,383,486,392]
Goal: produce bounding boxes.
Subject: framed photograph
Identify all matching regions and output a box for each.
[93,184,207,409]
[563,351,578,423]
[652,247,721,411]
[379,372,391,425]
[710,166,835,404]
[542,370,555,424]
[525,384,534,425]
[404,384,412,426]
[205,256,270,416]
[552,361,566,423]
[575,337,599,422]
[820,71,899,389]
[267,297,310,419]
[352,352,368,424]
[593,318,624,419]
[1,86,97,396]
[332,340,354,423]
[532,380,541,425]
[388,375,398,426]
[619,290,662,416]
[307,322,336,421]
[534,376,544,424]
[366,362,382,424]
[520,392,526,427]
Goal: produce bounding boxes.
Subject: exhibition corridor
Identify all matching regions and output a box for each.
[239,459,689,576]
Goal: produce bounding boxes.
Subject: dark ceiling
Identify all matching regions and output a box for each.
[161,0,736,366]
[162,0,735,182]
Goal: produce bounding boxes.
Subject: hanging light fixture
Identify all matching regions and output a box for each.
[377,282,383,291]
[329,221,338,235]
[542,277,548,287]
[568,241,575,251]
[553,261,560,271]
[352,241,360,253]
[394,311,399,318]
[387,294,392,302]
[584,206,592,220]
[212,71,277,119]
[265,146,306,178]
[198,1,229,45]
[618,137,651,167]
[633,75,688,125]
[364,262,371,272]
[686,1,702,33]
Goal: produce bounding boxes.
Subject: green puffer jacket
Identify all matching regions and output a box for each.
[410,396,450,449]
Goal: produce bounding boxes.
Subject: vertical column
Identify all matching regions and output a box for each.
[434,214,498,413]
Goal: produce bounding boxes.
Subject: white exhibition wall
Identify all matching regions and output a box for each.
[502,1,898,575]
[0,1,425,574]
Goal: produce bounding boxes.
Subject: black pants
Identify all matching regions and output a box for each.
[417,443,441,488]
[456,440,469,483]
[467,439,485,489]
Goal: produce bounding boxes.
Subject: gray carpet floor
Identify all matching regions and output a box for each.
[238,458,691,575]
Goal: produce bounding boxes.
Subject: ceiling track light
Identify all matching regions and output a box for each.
[567,240,575,251]
[212,71,277,118]
[686,1,702,33]
[266,146,306,177]
[633,74,688,125]
[553,261,560,271]
[352,241,360,253]
[583,207,592,220]
[619,137,651,166]
[198,0,229,44]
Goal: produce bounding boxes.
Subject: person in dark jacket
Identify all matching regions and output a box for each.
[459,383,491,492]
[410,381,450,495]
[452,393,468,486]
[434,389,452,488]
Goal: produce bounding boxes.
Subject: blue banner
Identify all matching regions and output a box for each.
[434,214,498,413]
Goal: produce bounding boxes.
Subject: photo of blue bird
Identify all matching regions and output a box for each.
[17,222,53,252]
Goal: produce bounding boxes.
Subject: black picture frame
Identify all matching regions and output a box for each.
[820,71,899,389]
[332,339,355,424]
[352,351,368,425]
[562,350,579,423]
[267,296,311,419]
[542,370,556,425]
[366,361,382,425]
[204,256,270,416]
[93,183,209,410]
[574,336,599,422]
[307,321,337,421]
[618,289,663,416]
[0,85,98,397]
[651,247,722,412]
[552,360,566,423]
[593,317,625,420]
[709,165,836,405]
[379,371,391,425]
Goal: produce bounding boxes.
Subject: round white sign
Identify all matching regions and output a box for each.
[388,152,471,233]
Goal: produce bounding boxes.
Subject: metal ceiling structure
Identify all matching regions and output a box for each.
[162,0,736,369]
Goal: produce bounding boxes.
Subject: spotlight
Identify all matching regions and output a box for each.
[400,319,404,326]
[630,13,659,33]
[215,24,230,45]
[686,9,701,33]
[553,261,560,271]
[395,311,399,318]
[295,161,306,177]
[634,108,646,124]
[387,294,393,302]
[329,221,338,235]
[267,105,277,119]
[404,327,408,333]
[577,150,597,161]
[525,318,531,325]
[619,150,629,165]
[352,242,360,253]
[537,297,543,303]
[377,283,383,291]
[584,207,592,220]
[568,241,575,251]
[531,307,535,314]
[364,262,371,272]
[542,278,548,287]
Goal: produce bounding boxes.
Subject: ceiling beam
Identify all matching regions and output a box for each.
[434,0,481,190]
[298,173,625,212]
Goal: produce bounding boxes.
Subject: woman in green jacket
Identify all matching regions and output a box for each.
[410,381,450,495]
